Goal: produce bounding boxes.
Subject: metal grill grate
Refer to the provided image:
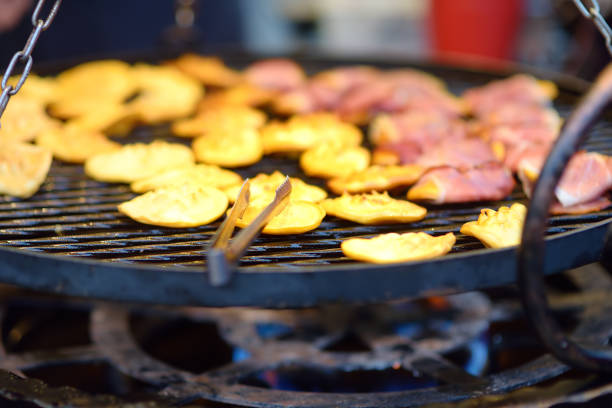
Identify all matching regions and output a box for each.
[0,56,610,306]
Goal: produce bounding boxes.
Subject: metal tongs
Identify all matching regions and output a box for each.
[207,176,292,287]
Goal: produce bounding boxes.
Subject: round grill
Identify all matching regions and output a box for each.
[0,55,610,306]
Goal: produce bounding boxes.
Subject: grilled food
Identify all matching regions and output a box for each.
[172,105,266,138]
[550,197,612,215]
[322,191,426,224]
[460,203,527,248]
[127,64,203,124]
[412,138,500,171]
[327,165,424,195]
[407,163,515,204]
[0,97,60,143]
[118,184,228,228]
[50,60,136,119]
[131,164,243,193]
[65,102,138,135]
[518,151,612,215]
[244,58,306,91]
[192,127,263,167]
[260,113,362,154]
[235,199,325,235]
[36,126,121,163]
[463,74,558,117]
[300,142,370,179]
[85,140,195,183]
[6,74,57,104]
[223,171,327,204]
[341,232,456,263]
[198,83,275,109]
[369,110,468,147]
[171,54,242,87]
[0,141,52,198]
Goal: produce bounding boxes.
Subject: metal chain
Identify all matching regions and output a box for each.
[573,0,612,55]
[0,0,62,127]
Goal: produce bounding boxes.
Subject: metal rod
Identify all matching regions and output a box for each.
[225,177,291,262]
[207,179,251,287]
[518,63,612,373]
[207,177,292,287]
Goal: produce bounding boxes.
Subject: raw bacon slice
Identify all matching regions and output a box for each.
[272,85,319,115]
[245,59,306,92]
[272,66,462,120]
[369,111,468,147]
[335,80,393,123]
[376,73,464,118]
[482,123,557,172]
[274,79,359,115]
[336,69,463,120]
[384,69,446,90]
[407,162,515,204]
[514,144,553,192]
[472,103,560,172]
[376,86,464,119]
[272,66,381,114]
[308,66,382,111]
[484,124,558,147]
[518,151,612,207]
[413,138,500,170]
[373,142,421,165]
[556,151,612,207]
[550,196,612,215]
[312,66,381,95]
[370,111,470,166]
[502,139,553,172]
[463,74,557,117]
[478,104,562,130]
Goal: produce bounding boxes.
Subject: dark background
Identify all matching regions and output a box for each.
[0,0,609,80]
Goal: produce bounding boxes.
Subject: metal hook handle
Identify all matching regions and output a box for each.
[518,63,612,373]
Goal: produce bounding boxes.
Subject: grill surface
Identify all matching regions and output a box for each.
[0,54,610,306]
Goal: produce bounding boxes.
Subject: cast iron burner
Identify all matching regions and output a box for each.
[0,265,610,407]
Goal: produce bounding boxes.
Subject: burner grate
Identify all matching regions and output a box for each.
[0,264,610,407]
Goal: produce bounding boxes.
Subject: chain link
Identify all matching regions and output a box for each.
[573,0,612,55]
[32,0,61,30]
[0,0,62,127]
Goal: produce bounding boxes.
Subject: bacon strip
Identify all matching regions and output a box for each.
[504,140,553,173]
[413,138,500,170]
[518,151,612,207]
[271,66,461,121]
[407,162,515,204]
[245,59,306,92]
[556,151,612,207]
[273,66,379,115]
[369,111,468,146]
[550,196,612,215]
[463,74,556,117]
[475,105,559,173]
[478,104,561,129]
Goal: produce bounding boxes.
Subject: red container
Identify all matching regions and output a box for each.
[430,0,524,60]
